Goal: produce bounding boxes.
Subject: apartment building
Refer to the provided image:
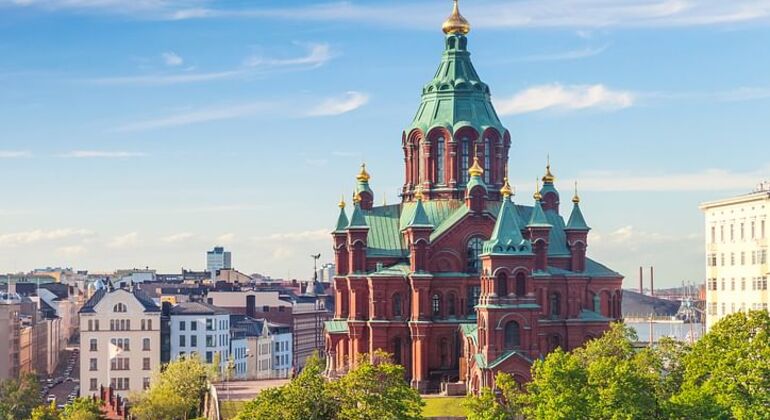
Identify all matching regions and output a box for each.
[79,287,161,396]
[168,302,231,373]
[701,183,770,328]
[231,315,292,379]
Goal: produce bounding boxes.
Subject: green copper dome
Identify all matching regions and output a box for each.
[408,33,506,136]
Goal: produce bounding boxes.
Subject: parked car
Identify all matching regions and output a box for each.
[46,395,56,403]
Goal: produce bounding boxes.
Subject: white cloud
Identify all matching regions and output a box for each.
[108,232,140,248]
[160,232,194,243]
[243,43,332,69]
[307,91,369,117]
[162,51,184,67]
[56,245,87,257]
[0,228,93,247]
[255,229,329,242]
[59,150,146,158]
[495,84,634,115]
[0,150,32,158]
[216,233,235,245]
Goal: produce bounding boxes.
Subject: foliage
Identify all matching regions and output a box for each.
[0,372,41,420]
[131,356,212,420]
[330,350,424,420]
[61,398,105,420]
[237,351,423,420]
[30,402,60,420]
[422,397,466,418]
[672,310,770,419]
[463,372,523,420]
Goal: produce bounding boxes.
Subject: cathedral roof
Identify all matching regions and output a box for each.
[566,202,590,231]
[483,196,530,255]
[528,200,551,228]
[348,202,368,229]
[405,196,432,228]
[334,198,349,232]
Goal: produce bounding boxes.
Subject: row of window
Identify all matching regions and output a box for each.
[275,354,290,367]
[416,137,495,185]
[710,220,766,244]
[707,302,769,315]
[178,334,229,348]
[707,250,768,267]
[178,318,230,332]
[706,276,769,291]
[88,357,151,371]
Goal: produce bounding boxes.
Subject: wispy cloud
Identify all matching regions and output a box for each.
[108,232,140,249]
[160,232,195,243]
[254,229,329,242]
[307,91,369,117]
[517,45,609,62]
[0,228,93,247]
[571,167,770,192]
[495,84,634,115]
[55,245,88,257]
[0,150,32,158]
[89,43,332,86]
[59,150,146,158]
[115,91,369,132]
[162,51,184,67]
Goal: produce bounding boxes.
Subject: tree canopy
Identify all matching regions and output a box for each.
[0,372,41,420]
[131,355,213,420]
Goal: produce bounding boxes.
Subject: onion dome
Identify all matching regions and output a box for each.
[335,195,349,232]
[542,159,555,184]
[469,156,484,178]
[356,163,370,183]
[500,177,514,198]
[533,178,543,200]
[442,0,471,35]
[572,181,581,204]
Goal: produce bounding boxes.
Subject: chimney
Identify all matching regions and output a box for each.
[650,266,655,297]
[639,266,643,294]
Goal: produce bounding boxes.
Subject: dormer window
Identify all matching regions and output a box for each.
[113,303,127,313]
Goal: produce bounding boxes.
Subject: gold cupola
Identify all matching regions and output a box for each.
[442,0,471,35]
[356,163,371,183]
[500,177,513,198]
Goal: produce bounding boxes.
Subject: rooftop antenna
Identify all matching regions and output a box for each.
[311,254,321,282]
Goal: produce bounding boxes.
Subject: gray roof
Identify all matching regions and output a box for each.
[79,288,160,314]
[169,301,230,316]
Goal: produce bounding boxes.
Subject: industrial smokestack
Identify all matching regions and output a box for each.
[639,266,644,294]
[650,266,655,297]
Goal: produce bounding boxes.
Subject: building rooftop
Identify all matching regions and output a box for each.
[169,301,230,316]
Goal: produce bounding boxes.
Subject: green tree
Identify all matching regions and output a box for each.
[0,372,41,420]
[30,402,60,420]
[131,356,212,420]
[523,347,590,420]
[61,398,105,420]
[330,351,424,420]
[462,372,523,420]
[672,310,770,419]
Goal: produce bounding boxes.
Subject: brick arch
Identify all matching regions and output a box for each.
[495,312,531,329]
[429,249,463,272]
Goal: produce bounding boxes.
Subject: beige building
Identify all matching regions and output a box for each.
[0,296,21,380]
[701,183,770,328]
[79,287,160,397]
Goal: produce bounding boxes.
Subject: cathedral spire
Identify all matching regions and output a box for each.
[355,163,374,210]
[442,0,471,35]
[335,194,349,232]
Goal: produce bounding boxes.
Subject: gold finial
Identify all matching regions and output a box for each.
[338,194,346,209]
[353,191,361,204]
[500,177,513,198]
[534,178,542,200]
[572,181,580,204]
[414,186,425,201]
[468,156,484,178]
[442,0,471,35]
[542,155,555,184]
[356,163,370,183]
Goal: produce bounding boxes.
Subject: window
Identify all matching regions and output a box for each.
[741,252,746,265]
[467,286,481,315]
[179,321,186,331]
[88,320,93,331]
[111,357,129,371]
[752,221,756,239]
[731,278,735,290]
[206,351,213,364]
[143,358,151,370]
[263,305,270,313]
[95,320,99,331]
[720,225,724,242]
[483,137,492,183]
[206,318,213,331]
[179,335,186,347]
[90,339,97,352]
[392,293,402,318]
[741,278,746,290]
[206,335,214,347]
[460,137,470,183]
[710,226,715,243]
[89,358,97,371]
[515,272,526,297]
[191,335,197,347]
[504,321,520,349]
[721,303,726,315]
[741,223,745,240]
[721,278,725,290]
[113,303,127,313]
[550,293,561,318]
[143,337,150,351]
[89,378,98,391]
[497,273,508,297]
[730,224,734,241]
[431,294,441,317]
[763,220,766,238]
[275,342,280,352]
[731,253,735,265]
[467,237,484,273]
[436,136,445,184]
[191,321,197,331]
[141,319,146,331]
[720,253,725,266]
[143,377,151,390]
[447,293,456,317]
[393,337,402,365]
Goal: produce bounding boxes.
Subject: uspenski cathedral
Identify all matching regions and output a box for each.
[324,0,623,394]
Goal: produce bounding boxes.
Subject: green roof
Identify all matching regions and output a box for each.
[407,33,506,138]
[406,198,432,228]
[348,203,368,229]
[335,207,349,232]
[466,174,488,192]
[324,320,349,334]
[483,196,530,255]
[528,200,551,228]
[566,202,590,231]
[459,323,478,344]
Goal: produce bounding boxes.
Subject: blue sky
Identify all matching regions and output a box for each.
[1,0,770,287]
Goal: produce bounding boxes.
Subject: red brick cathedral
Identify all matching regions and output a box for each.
[324,1,623,393]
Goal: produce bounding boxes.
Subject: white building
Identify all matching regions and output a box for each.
[79,287,161,397]
[230,315,292,379]
[206,247,232,274]
[700,183,770,328]
[169,302,230,373]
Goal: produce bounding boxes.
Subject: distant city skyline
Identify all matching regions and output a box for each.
[2,1,770,287]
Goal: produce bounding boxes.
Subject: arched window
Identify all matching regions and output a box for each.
[432,294,441,317]
[467,237,484,273]
[393,293,402,318]
[447,293,456,317]
[515,272,526,297]
[483,137,492,183]
[440,338,449,368]
[550,293,561,318]
[436,136,445,184]
[393,337,402,365]
[460,137,470,183]
[113,303,127,313]
[497,273,508,297]
[504,321,520,349]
